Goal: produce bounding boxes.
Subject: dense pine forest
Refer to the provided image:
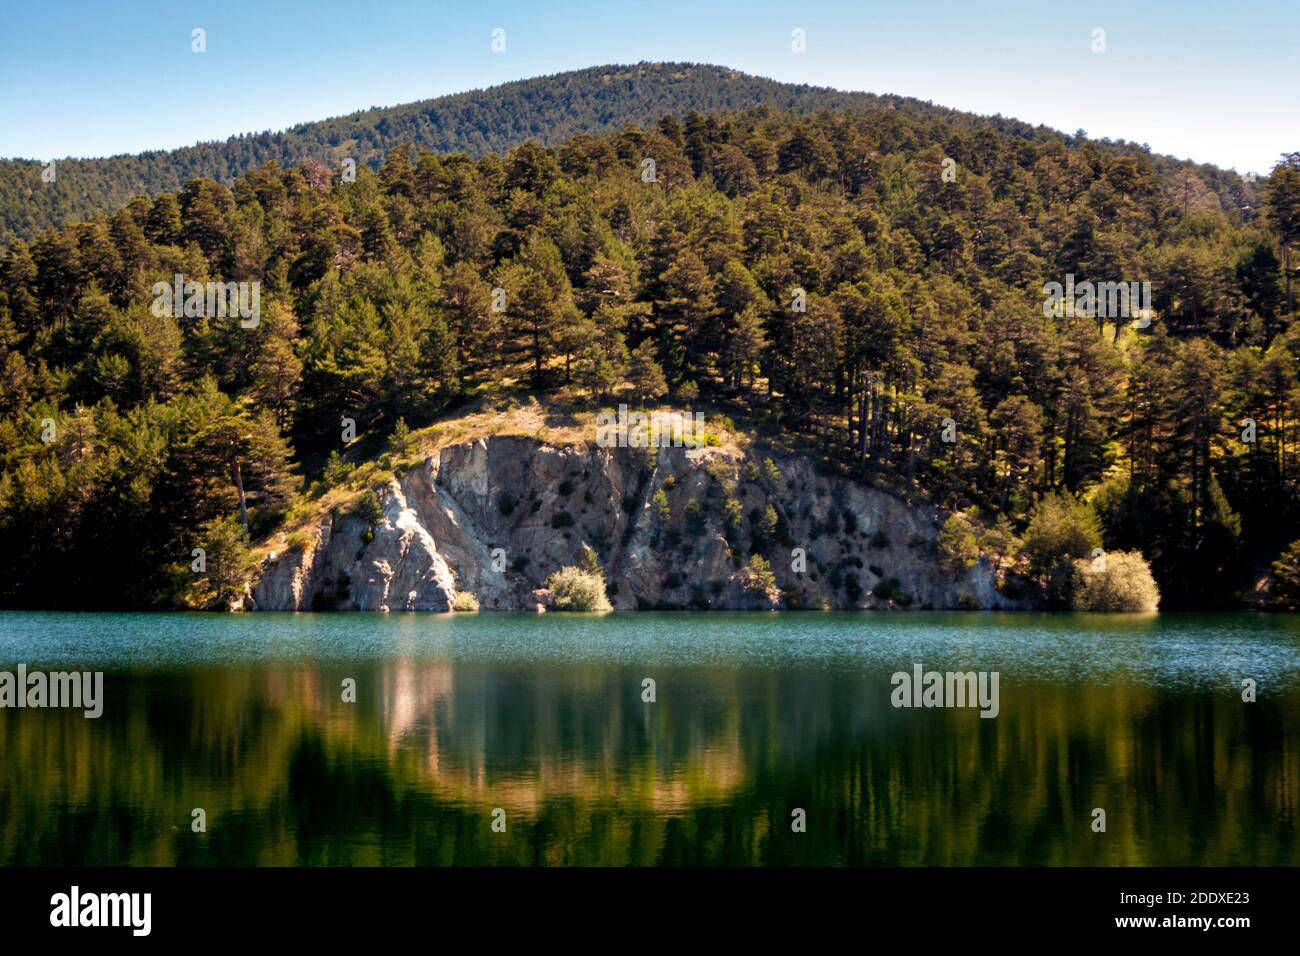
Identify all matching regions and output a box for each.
[0,63,1249,245]
[0,63,912,244]
[2,71,1299,610]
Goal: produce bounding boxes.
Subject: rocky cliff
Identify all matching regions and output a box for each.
[248,436,1026,612]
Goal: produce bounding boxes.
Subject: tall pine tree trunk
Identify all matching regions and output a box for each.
[231,459,249,529]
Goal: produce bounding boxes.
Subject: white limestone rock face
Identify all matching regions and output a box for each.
[348,478,458,612]
[251,436,1031,612]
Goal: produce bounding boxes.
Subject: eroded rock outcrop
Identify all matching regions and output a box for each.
[248,437,1027,612]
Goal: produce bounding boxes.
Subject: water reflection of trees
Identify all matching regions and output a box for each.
[0,662,1296,865]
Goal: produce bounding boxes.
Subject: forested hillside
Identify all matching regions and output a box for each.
[1,94,1298,609]
[0,62,1252,245]
[0,63,894,243]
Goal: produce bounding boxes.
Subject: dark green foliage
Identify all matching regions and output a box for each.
[0,71,1295,609]
[2,63,975,245]
[871,577,911,605]
[1022,493,1102,607]
[1269,538,1300,609]
[351,488,383,525]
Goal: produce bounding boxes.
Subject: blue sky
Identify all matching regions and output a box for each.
[0,0,1295,174]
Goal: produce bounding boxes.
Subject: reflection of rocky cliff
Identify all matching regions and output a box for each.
[372,659,750,812]
[249,436,1023,612]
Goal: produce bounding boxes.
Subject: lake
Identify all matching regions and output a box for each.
[1,611,1298,866]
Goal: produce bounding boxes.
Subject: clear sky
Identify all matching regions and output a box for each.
[0,0,1295,174]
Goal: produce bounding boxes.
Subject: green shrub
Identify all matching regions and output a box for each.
[873,577,903,601]
[578,543,602,573]
[451,591,480,612]
[938,513,980,571]
[1071,550,1160,611]
[685,499,705,534]
[724,498,744,531]
[545,565,613,611]
[981,513,1020,571]
[388,417,412,455]
[651,488,671,523]
[740,554,777,595]
[1022,492,1102,605]
[323,450,352,486]
[1270,538,1300,609]
[189,515,252,609]
[352,488,383,525]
